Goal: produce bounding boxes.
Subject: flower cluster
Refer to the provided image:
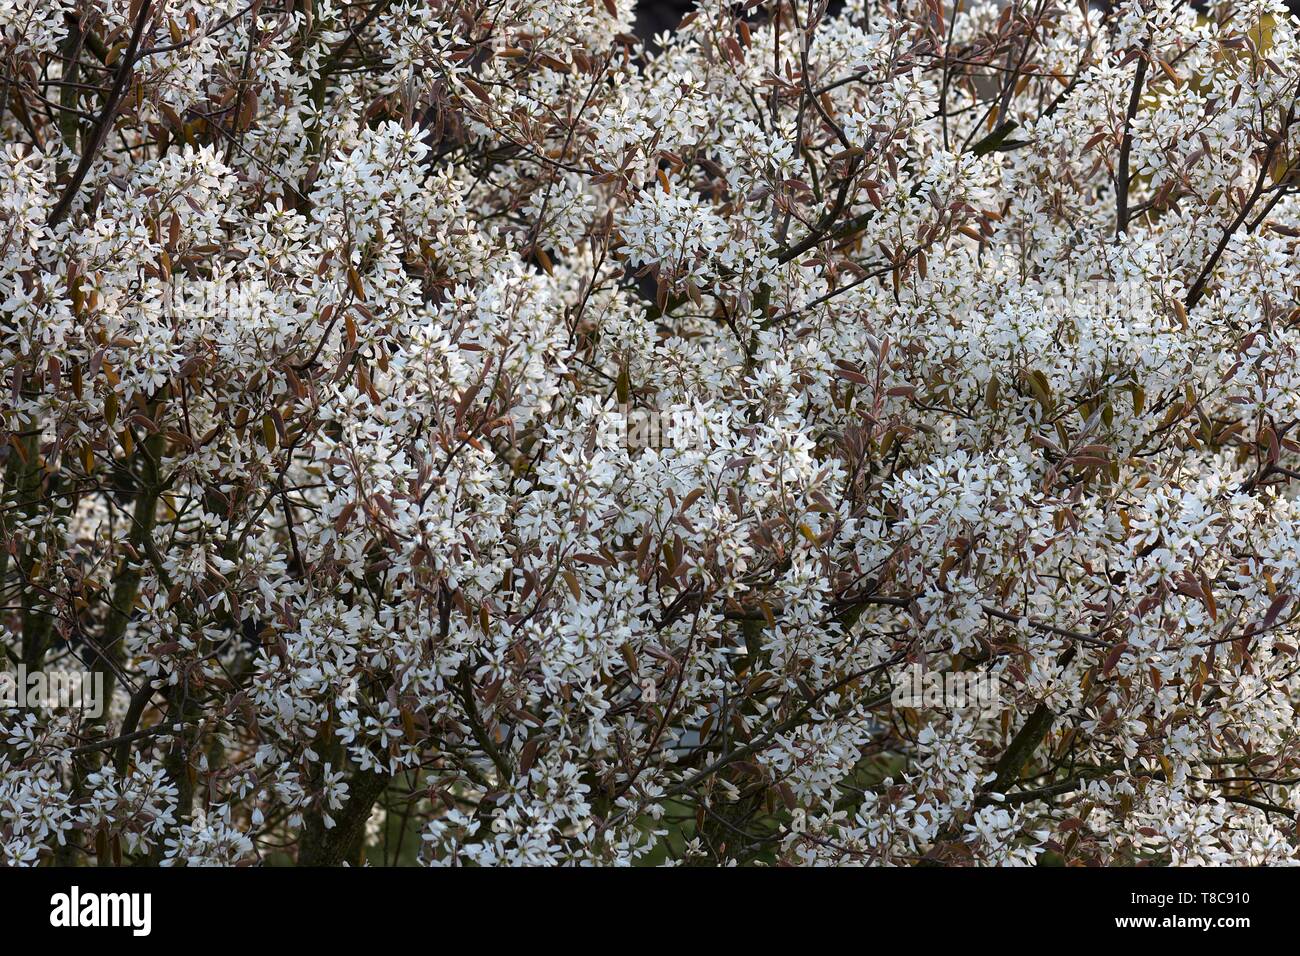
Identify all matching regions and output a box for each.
[2,0,1300,866]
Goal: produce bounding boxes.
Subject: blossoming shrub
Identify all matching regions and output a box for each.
[2,0,1299,866]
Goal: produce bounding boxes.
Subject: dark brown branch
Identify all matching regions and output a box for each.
[1115,41,1150,238]
[47,0,154,227]
[1185,101,1295,309]
[297,765,392,866]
